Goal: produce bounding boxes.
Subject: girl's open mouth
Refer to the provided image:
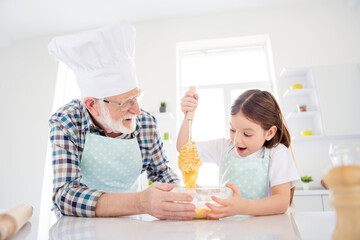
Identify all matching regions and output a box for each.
[237,147,247,153]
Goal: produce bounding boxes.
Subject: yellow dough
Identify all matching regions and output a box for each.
[178,140,202,188]
[194,208,214,219]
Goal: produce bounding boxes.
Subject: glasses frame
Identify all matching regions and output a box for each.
[98,90,144,112]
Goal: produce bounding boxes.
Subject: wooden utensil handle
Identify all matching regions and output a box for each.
[0,204,33,240]
[186,86,196,120]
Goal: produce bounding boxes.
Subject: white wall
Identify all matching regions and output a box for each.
[0,1,359,216]
[0,36,58,216]
[136,2,360,115]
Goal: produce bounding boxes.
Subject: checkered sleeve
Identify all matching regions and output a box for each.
[142,113,180,183]
[50,122,104,217]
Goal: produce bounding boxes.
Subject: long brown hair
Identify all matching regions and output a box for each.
[231,89,295,205]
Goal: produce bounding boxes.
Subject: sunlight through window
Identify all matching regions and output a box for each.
[177,35,275,185]
[40,63,80,231]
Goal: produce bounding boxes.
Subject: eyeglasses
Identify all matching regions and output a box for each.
[99,90,144,112]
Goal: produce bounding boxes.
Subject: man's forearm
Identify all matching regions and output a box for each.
[95,192,143,217]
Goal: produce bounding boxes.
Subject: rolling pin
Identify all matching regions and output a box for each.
[0,204,33,240]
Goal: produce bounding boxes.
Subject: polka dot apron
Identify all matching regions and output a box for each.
[80,131,143,193]
[220,145,270,200]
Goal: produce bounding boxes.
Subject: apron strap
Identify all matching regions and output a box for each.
[263,147,270,159]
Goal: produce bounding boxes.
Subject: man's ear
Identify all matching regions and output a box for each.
[83,97,101,116]
[266,125,277,141]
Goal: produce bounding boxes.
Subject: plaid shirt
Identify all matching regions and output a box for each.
[49,99,179,217]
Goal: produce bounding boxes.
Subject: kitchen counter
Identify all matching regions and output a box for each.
[292,188,332,212]
[295,188,329,196]
[8,211,336,240]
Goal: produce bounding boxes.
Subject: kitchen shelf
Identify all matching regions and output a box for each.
[280,67,324,140]
[291,135,324,141]
[294,188,328,196]
[286,111,319,120]
[154,112,174,120]
[154,112,175,142]
[279,67,312,78]
[283,88,315,98]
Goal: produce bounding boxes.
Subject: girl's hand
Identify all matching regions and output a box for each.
[180,91,199,115]
[204,183,246,219]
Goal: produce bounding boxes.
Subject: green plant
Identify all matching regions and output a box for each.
[160,102,166,107]
[301,176,313,183]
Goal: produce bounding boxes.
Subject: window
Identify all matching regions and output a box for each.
[51,62,81,111]
[40,63,80,229]
[176,35,276,186]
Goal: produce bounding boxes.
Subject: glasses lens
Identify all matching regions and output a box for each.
[120,90,143,112]
[121,99,135,112]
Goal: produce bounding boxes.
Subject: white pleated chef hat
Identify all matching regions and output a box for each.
[48,22,138,98]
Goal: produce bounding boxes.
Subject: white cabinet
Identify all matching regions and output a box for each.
[290,190,333,212]
[279,68,324,140]
[313,64,360,136]
[291,195,324,212]
[322,195,334,211]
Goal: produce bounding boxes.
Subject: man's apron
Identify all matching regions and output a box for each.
[80,132,143,193]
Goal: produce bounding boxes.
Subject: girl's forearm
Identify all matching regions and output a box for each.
[176,116,190,151]
[240,193,290,216]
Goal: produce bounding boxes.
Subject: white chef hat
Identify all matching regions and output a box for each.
[48,22,138,98]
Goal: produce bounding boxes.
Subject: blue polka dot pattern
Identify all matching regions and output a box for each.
[220,146,270,200]
[81,132,143,193]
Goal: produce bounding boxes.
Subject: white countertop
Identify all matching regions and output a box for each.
[295,188,329,196]
[8,211,336,240]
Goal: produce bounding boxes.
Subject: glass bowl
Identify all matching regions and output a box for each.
[172,187,232,219]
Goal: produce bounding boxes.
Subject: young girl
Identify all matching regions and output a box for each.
[177,89,300,218]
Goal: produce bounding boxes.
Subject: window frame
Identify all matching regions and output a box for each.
[176,35,277,139]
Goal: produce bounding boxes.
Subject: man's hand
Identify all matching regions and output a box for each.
[138,183,196,220]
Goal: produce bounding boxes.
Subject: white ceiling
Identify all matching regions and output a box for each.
[0,0,354,43]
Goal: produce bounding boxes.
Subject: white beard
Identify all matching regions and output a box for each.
[99,102,137,134]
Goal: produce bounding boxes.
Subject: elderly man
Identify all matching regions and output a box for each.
[48,22,195,220]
